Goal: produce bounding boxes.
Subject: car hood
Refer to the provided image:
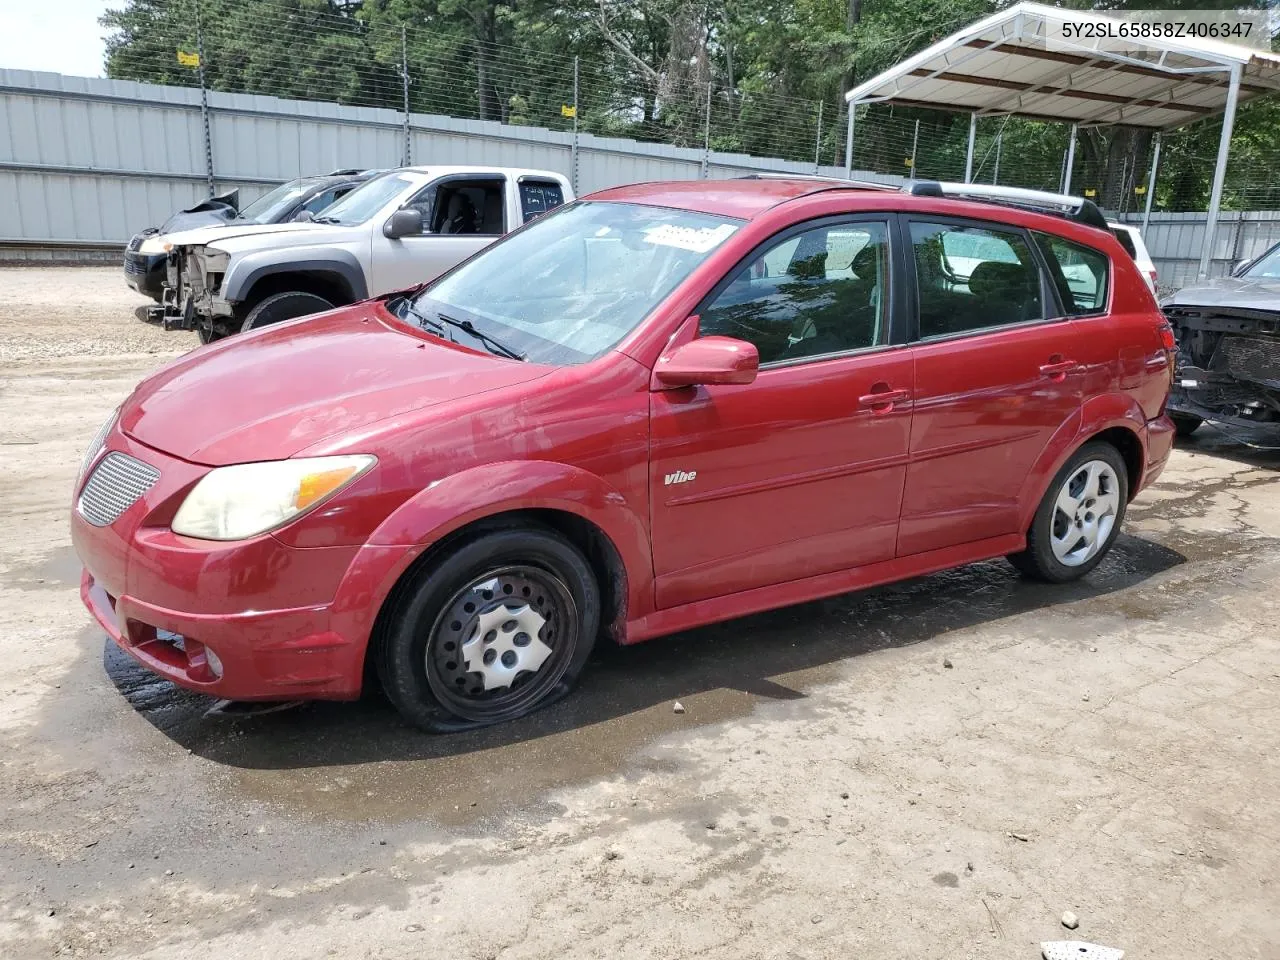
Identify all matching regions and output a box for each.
[1162,276,1280,312]
[120,305,550,465]
[160,221,337,250]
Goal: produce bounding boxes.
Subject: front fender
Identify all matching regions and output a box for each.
[327,460,653,671]
[222,248,368,304]
[1016,392,1148,531]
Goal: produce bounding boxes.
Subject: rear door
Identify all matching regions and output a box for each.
[648,215,914,608]
[898,216,1085,557]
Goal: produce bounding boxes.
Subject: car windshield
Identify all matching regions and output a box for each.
[312,174,411,226]
[237,179,323,223]
[1243,244,1280,279]
[410,201,743,365]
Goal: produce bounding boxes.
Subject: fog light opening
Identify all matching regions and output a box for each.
[204,646,224,679]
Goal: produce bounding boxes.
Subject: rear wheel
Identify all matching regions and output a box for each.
[1171,413,1203,438]
[240,291,334,333]
[376,527,599,732]
[1008,442,1128,583]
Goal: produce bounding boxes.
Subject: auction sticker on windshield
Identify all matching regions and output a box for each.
[643,222,738,253]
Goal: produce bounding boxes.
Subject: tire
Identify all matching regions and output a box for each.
[1171,413,1203,438]
[375,526,600,733]
[240,291,334,334]
[1008,442,1129,584]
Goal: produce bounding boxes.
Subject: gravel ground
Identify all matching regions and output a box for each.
[0,267,198,363]
[1,267,1279,960]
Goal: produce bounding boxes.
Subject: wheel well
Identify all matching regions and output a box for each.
[363,508,629,691]
[241,271,354,314]
[1089,426,1143,499]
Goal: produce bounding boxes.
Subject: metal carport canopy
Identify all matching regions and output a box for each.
[842,1,1280,279]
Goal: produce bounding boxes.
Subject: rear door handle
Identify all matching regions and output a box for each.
[1039,359,1078,379]
[858,388,910,412]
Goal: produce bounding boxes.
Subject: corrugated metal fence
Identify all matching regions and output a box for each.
[0,68,900,257]
[2,68,1279,287]
[1115,211,1280,292]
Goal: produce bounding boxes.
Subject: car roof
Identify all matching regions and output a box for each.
[585,178,870,220]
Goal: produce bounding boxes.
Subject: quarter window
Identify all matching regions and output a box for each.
[699,221,890,365]
[1034,232,1110,315]
[519,181,565,221]
[910,221,1045,338]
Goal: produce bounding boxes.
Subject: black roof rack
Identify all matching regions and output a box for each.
[905,180,1110,231]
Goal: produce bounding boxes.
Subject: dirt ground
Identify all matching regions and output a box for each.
[1,267,1278,960]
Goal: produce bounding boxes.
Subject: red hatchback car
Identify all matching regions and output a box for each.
[73,177,1175,731]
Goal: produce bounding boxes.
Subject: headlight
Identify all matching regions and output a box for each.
[171,455,376,541]
[137,236,172,255]
[79,408,118,484]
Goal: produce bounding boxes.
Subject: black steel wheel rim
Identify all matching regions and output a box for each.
[424,564,578,723]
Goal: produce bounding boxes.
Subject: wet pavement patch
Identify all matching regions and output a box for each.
[49,532,1193,829]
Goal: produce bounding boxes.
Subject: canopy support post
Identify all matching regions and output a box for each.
[844,104,856,179]
[1142,133,1162,235]
[1200,64,1241,281]
[964,113,976,183]
[1062,123,1077,194]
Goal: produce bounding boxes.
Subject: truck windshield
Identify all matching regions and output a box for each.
[1244,244,1280,279]
[237,179,322,223]
[312,175,412,226]
[410,201,742,366]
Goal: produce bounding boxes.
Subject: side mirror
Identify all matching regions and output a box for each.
[383,209,424,240]
[655,335,759,388]
[292,210,315,223]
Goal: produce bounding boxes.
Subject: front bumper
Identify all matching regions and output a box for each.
[72,427,382,701]
[124,251,166,299]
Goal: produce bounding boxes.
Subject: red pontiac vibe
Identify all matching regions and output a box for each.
[73,177,1176,731]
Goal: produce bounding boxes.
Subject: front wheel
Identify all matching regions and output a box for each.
[240,291,334,333]
[375,527,600,732]
[1008,442,1128,583]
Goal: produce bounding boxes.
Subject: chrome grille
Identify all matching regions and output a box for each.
[78,452,160,527]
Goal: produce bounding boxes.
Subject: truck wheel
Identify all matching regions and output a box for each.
[1171,413,1203,438]
[1008,442,1128,584]
[240,291,334,333]
[375,527,599,733]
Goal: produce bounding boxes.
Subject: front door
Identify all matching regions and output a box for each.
[897,216,1085,556]
[370,176,507,294]
[648,217,914,609]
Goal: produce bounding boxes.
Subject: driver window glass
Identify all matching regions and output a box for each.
[699,221,890,365]
[424,180,507,236]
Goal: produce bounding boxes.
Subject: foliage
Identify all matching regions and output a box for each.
[100,0,1280,209]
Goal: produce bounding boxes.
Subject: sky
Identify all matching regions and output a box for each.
[0,0,113,78]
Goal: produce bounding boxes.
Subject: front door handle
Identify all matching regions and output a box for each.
[1039,358,1078,380]
[858,386,910,413]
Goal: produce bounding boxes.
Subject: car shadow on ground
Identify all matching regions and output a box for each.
[1180,423,1280,470]
[103,532,1187,774]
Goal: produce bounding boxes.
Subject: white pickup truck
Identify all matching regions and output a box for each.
[160,165,573,342]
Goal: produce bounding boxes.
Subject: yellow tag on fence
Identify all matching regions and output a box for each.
[560,104,577,118]
[177,50,201,68]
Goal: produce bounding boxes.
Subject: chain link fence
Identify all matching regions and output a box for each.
[85,0,1280,214]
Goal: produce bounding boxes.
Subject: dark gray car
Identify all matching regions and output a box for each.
[1162,242,1280,437]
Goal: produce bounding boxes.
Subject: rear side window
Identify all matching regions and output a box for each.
[1034,233,1110,316]
[909,221,1045,338]
[520,181,565,221]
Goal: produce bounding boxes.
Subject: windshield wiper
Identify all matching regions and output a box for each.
[395,297,451,340]
[312,216,341,225]
[436,312,525,361]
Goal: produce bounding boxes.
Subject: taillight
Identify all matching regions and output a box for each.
[1157,319,1176,351]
